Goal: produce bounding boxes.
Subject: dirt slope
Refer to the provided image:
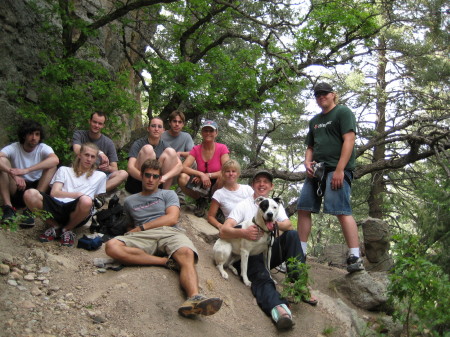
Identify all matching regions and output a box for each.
[0,210,374,337]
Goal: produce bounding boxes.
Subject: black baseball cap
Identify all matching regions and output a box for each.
[252,169,273,183]
[313,82,334,95]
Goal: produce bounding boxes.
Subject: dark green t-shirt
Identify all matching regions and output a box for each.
[305,105,356,170]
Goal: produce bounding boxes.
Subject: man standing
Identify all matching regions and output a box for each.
[125,117,182,194]
[297,82,364,273]
[73,112,128,193]
[161,110,194,160]
[0,120,59,226]
[220,170,316,330]
[106,159,223,317]
[24,143,107,247]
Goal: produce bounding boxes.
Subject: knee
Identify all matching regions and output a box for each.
[173,247,195,265]
[79,195,93,211]
[105,239,122,258]
[118,170,128,180]
[23,189,41,203]
[178,173,189,186]
[162,147,177,158]
[140,145,156,158]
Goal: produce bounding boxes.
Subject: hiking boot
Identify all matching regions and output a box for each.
[193,197,207,217]
[346,254,365,273]
[19,209,35,228]
[39,227,60,242]
[1,205,16,223]
[60,230,76,247]
[178,294,223,317]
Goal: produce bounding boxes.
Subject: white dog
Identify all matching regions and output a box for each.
[213,196,280,287]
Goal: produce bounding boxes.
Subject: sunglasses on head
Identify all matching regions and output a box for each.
[150,124,163,129]
[143,173,161,179]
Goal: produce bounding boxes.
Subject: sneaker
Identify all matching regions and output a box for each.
[194,197,207,217]
[271,304,294,331]
[178,294,223,317]
[94,194,106,209]
[346,254,365,273]
[19,209,35,228]
[60,230,76,247]
[39,227,59,242]
[275,262,287,273]
[1,205,16,223]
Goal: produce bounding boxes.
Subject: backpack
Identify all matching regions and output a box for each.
[90,194,128,241]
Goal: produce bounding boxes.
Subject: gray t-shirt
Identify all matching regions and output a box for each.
[161,131,194,153]
[128,137,168,159]
[73,130,119,163]
[124,189,180,227]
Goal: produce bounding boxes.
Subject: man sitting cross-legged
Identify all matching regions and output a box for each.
[105,159,223,317]
[23,143,107,247]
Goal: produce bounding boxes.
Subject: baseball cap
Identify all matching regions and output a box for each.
[313,82,334,95]
[201,120,218,130]
[252,169,273,183]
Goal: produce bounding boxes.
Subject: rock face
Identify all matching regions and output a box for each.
[360,217,393,271]
[0,0,153,147]
[330,270,390,312]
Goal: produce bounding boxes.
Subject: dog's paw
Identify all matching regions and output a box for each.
[243,279,252,287]
[229,266,238,276]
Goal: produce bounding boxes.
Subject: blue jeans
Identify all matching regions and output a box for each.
[296,171,353,215]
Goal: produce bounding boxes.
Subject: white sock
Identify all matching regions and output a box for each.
[349,248,360,257]
[301,242,307,255]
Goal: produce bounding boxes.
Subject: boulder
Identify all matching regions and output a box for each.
[330,270,390,311]
[360,218,393,271]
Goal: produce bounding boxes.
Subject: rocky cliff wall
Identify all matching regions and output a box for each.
[0,0,153,147]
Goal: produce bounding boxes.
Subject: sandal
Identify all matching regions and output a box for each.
[271,304,294,330]
[302,286,318,306]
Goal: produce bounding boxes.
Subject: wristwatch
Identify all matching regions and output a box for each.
[139,224,145,232]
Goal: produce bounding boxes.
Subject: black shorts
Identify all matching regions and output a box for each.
[12,180,40,208]
[125,175,163,194]
[40,192,90,227]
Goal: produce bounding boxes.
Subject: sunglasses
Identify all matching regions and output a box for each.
[150,124,163,129]
[314,91,330,98]
[143,173,161,179]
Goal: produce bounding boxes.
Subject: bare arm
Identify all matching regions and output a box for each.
[219,217,263,241]
[207,199,222,228]
[9,153,59,177]
[304,146,315,178]
[127,157,141,181]
[277,219,293,231]
[50,181,85,200]
[128,205,180,232]
[331,131,355,189]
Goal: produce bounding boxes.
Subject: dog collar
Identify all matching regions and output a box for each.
[252,217,270,233]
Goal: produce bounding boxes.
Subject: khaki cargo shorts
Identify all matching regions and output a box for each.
[116,226,198,261]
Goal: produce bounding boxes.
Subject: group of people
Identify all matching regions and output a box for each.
[0,82,364,328]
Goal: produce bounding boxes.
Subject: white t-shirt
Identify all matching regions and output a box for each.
[228,196,288,224]
[0,142,54,182]
[50,166,107,203]
[212,184,254,217]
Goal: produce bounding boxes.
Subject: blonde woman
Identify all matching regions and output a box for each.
[207,159,253,229]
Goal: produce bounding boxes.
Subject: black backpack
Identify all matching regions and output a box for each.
[91,194,128,241]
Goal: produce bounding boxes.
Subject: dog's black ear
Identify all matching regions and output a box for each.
[273,197,282,205]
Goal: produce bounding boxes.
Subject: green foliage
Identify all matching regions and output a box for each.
[1,209,53,232]
[281,257,311,303]
[322,326,337,336]
[388,234,450,336]
[15,57,138,165]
